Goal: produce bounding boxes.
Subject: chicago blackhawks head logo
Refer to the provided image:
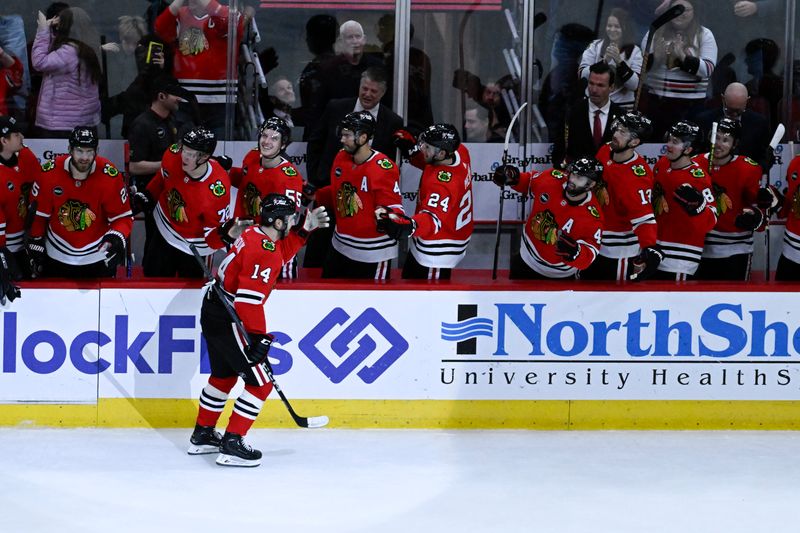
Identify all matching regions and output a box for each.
[17,183,31,219]
[530,209,558,245]
[167,188,188,223]
[336,182,363,217]
[58,200,96,231]
[178,27,209,56]
[243,182,262,218]
[652,182,669,216]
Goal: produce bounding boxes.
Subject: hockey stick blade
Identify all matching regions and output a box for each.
[769,123,785,150]
[188,244,329,429]
[651,4,685,32]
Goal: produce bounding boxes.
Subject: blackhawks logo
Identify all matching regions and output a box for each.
[744,157,759,166]
[792,188,800,219]
[262,240,275,251]
[58,199,96,231]
[712,183,732,215]
[243,182,262,217]
[41,160,55,172]
[690,168,706,178]
[377,158,394,170]
[652,182,669,216]
[552,170,565,179]
[209,180,226,197]
[167,188,188,223]
[103,164,119,177]
[632,164,647,177]
[169,143,180,153]
[17,183,31,219]
[336,182,363,217]
[282,166,298,177]
[437,170,452,183]
[178,27,209,56]
[530,209,558,245]
[588,205,600,218]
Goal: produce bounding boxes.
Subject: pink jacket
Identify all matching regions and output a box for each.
[31,25,100,131]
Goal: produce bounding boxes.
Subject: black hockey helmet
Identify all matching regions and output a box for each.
[69,126,99,149]
[182,126,217,155]
[567,156,604,182]
[715,117,742,142]
[260,193,297,226]
[336,111,376,140]
[666,120,701,149]
[612,112,652,141]
[259,116,291,147]
[419,123,461,156]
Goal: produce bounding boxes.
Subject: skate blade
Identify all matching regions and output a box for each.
[187,444,220,455]
[216,453,261,467]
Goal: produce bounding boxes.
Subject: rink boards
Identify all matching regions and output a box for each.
[3,283,800,429]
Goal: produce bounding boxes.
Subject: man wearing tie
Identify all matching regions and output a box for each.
[552,62,624,169]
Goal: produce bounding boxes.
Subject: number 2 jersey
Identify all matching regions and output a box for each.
[315,149,403,263]
[217,226,306,334]
[511,168,604,278]
[31,155,132,265]
[229,150,305,220]
[0,146,39,252]
[408,144,474,268]
[147,145,232,256]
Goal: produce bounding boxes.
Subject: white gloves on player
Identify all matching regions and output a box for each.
[294,206,330,237]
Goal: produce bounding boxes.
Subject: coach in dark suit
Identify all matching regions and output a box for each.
[694,82,771,173]
[306,67,404,188]
[552,62,625,169]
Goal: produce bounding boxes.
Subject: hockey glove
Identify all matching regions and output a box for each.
[554,232,580,262]
[673,184,705,216]
[293,206,330,238]
[300,182,317,206]
[376,207,416,240]
[98,231,126,268]
[629,246,664,282]
[245,333,275,366]
[756,185,783,213]
[212,155,233,171]
[0,248,21,305]
[734,208,765,231]
[392,129,418,160]
[130,188,155,216]
[26,236,46,279]
[218,218,254,247]
[492,164,520,187]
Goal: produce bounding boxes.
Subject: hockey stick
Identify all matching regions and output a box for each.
[708,121,718,173]
[492,101,527,280]
[189,244,329,429]
[762,124,785,281]
[634,4,686,112]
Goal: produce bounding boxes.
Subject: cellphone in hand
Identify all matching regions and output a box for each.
[146,41,164,64]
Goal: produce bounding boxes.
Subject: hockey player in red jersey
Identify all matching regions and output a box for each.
[311,111,404,279]
[693,118,764,280]
[190,193,329,467]
[492,157,605,279]
[0,116,38,283]
[229,117,306,278]
[376,123,473,280]
[132,126,232,277]
[28,126,132,278]
[581,112,662,281]
[775,153,800,280]
[651,120,717,280]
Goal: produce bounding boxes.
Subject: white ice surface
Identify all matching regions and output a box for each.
[2,428,800,533]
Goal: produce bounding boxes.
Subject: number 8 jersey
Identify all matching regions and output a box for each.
[409,144,474,268]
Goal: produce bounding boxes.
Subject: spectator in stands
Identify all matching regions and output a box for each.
[259,75,299,127]
[0,42,23,116]
[0,11,32,121]
[464,104,500,143]
[298,14,338,139]
[694,82,770,173]
[452,70,512,142]
[578,8,642,110]
[744,38,782,132]
[31,7,102,137]
[154,0,243,137]
[639,0,717,139]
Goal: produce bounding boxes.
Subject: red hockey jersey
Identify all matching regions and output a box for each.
[0,55,23,116]
[230,150,304,219]
[154,0,242,104]
[316,149,403,263]
[595,143,657,258]
[780,156,800,263]
[409,145,474,268]
[693,153,762,258]
[147,145,232,256]
[652,157,717,274]
[511,168,604,278]
[0,146,39,251]
[31,155,132,266]
[217,226,306,334]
